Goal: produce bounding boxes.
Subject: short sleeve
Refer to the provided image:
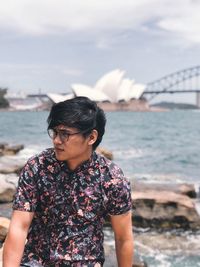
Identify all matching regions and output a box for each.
[13,157,39,212]
[103,165,132,216]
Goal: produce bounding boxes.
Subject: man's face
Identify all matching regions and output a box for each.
[49,125,94,163]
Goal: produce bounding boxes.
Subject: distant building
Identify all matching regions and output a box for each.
[5,92,50,111]
[47,69,148,111]
[5,70,149,111]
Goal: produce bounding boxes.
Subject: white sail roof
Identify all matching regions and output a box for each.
[47,93,74,103]
[72,84,110,102]
[117,78,135,102]
[46,69,146,104]
[129,84,146,100]
[94,69,125,103]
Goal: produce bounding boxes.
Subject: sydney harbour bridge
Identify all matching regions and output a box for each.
[143,65,200,108]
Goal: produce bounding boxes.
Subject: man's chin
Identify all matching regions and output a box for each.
[55,150,66,161]
[55,155,63,161]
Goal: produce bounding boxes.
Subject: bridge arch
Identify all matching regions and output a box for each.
[143,65,200,102]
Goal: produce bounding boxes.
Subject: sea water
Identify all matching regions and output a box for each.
[0,110,200,267]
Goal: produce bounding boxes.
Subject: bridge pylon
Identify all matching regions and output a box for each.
[197,92,200,108]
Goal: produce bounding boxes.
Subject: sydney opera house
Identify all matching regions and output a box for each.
[47,69,149,111]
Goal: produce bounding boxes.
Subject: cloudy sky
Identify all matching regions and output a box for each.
[0,0,200,104]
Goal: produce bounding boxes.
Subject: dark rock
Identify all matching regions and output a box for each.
[132,189,200,230]
[0,217,10,242]
[0,143,8,150]
[96,147,113,160]
[0,144,24,156]
[0,162,23,174]
[0,155,24,174]
[0,175,18,203]
[133,182,196,198]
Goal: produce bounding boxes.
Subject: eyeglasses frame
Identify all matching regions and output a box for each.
[47,127,93,142]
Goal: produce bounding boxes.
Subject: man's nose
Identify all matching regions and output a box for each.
[53,133,62,144]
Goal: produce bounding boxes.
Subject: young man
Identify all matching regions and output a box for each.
[3,97,133,267]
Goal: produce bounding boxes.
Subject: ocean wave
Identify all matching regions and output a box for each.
[135,231,200,267]
[112,148,146,159]
[129,173,186,183]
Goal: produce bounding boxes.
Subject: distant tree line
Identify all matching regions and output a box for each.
[151,101,198,110]
[0,88,9,108]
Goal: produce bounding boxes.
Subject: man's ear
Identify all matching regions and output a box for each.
[88,129,98,146]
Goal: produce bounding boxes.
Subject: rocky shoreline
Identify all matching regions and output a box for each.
[0,143,200,266]
[132,181,200,231]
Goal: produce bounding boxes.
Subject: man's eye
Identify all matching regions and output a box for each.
[60,130,69,137]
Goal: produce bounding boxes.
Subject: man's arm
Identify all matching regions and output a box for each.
[110,211,133,267]
[3,210,34,267]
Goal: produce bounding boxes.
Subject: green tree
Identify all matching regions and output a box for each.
[0,88,9,108]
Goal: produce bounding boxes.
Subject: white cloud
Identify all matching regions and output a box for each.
[0,0,151,34]
[0,63,84,92]
[0,0,200,47]
[62,68,83,76]
[158,2,200,44]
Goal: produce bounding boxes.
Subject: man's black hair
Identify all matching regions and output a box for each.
[47,96,106,150]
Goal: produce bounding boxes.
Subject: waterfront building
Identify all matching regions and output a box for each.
[47,69,149,111]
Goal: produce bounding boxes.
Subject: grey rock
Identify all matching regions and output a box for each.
[0,157,24,174]
[133,182,196,198]
[132,183,200,230]
[0,143,24,157]
[0,217,10,242]
[0,174,17,203]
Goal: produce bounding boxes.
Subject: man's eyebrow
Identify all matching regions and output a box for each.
[55,127,70,131]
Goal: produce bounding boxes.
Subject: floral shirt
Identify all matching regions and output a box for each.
[13,148,132,266]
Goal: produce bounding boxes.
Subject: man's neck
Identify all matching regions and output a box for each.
[67,150,93,171]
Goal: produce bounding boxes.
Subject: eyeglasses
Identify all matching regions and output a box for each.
[47,128,81,142]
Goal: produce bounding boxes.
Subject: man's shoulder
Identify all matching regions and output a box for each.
[96,152,124,180]
[26,148,56,168]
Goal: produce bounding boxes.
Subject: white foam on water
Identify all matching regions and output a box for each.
[130,173,186,183]
[195,200,200,217]
[154,253,171,267]
[194,183,200,197]
[135,231,200,266]
[135,241,172,267]
[193,183,200,216]
[186,231,200,249]
[112,148,145,159]
[135,240,155,255]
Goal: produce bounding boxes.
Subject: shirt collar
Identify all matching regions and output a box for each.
[51,149,98,174]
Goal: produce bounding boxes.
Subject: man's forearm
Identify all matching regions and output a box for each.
[115,238,134,267]
[3,228,27,267]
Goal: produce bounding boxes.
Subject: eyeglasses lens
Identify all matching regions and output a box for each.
[48,129,70,142]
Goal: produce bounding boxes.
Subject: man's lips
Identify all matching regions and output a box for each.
[55,147,64,152]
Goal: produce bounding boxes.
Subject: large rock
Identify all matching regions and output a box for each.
[0,217,10,242]
[133,182,196,198]
[0,143,24,156]
[132,182,200,230]
[0,156,24,174]
[0,174,18,203]
[0,162,23,175]
[96,147,113,160]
